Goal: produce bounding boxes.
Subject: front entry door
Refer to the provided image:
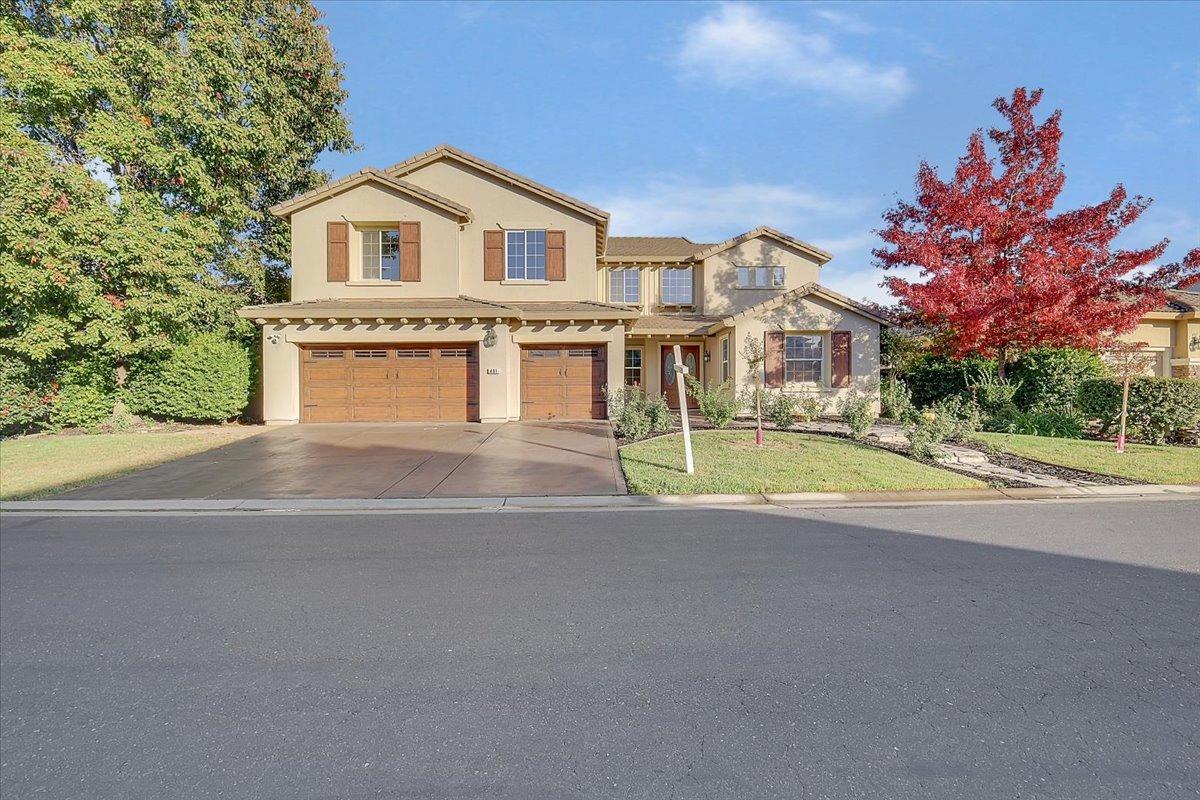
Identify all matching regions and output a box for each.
[661,344,700,409]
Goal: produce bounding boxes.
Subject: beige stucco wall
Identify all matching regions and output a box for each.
[1117,319,1187,377]
[259,321,623,424]
[289,183,462,302]
[399,160,601,303]
[699,238,824,315]
[731,294,881,412]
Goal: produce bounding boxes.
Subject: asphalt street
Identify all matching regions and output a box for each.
[1,499,1198,799]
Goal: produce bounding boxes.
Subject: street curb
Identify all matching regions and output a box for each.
[2,484,1196,514]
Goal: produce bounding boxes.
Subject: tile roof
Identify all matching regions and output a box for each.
[603,237,712,260]
[628,314,724,336]
[267,168,472,220]
[1161,289,1200,313]
[689,226,833,263]
[385,144,609,222]
[708,282,892,331]
[238,296,638,322]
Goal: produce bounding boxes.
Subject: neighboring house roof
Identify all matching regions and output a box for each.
[707,283,892,333]
[237,296,639,323]
[267,168,472,221]
[689,226,833,264]
[603,237,712,262]
[628,313,724,336]
[1161,289,1199,313]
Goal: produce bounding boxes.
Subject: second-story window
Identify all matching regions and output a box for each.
[506,229,546,280]
[609,269,640,304]
[362,228,400,281]
[661,267,693,305]
[737,266,784,288]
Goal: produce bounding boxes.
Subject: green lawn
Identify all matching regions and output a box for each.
[0,427,264,500]
[620,430,985,495]
[975,433,1200,485]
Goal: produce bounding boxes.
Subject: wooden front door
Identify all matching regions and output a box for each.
[661,344,700,409]
[520,345,607,420]
[300,345,479,422]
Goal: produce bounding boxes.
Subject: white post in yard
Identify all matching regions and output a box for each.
[673,344,694,474]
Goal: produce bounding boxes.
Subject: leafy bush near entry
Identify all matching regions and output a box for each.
[836,390,876,440]
[764,392,799,430]
[606,386,651,440]
[1077,377,1200,444]
[125,335,251,421]
[0,358,52,435]
[685,377,738,429]
[645,391,674,434]
[795,395,827,422]
[903,396,983,459]
[1009,347,1106,411]
[901,353,996,408]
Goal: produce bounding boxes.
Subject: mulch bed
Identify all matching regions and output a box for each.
[981,449,1137,486]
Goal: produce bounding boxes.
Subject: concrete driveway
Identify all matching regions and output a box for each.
[60,421,626,499]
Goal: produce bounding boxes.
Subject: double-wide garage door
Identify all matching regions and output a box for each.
[301,345,479,423]
[520,345,606,420]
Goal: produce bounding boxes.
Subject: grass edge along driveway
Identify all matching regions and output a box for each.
[975,432,1200,485]
[0,427,264,500]
[619,430,984,495]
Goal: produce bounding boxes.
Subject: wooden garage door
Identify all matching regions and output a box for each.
[520,345,606,420]
[301,345,478,423]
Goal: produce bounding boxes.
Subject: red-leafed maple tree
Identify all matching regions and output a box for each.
[875,88,1197,379]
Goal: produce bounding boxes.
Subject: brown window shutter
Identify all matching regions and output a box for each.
[399,221,420,281]
[831,331,852,387]
[546,230,566,281]
[484,229,504,281]
[764,331,785,388]
[326,221,348,282]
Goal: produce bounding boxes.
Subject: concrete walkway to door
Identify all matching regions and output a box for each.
[59,421,626,500]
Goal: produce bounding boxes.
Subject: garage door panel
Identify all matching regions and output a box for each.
[520,345,606,420]
[301,345,478,423]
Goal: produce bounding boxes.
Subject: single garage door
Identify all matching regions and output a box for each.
[520,345,606,420]
[301,345,479,422]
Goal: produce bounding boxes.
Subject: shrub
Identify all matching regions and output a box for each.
[901,353,997,408]
[0,358,52,435]
[125,335,251,421]
[795,396,827,422]
[837,390,876,440]
[880,376,917,423]
[644,391,674,434]
[606,386,651,440]
[1009,347,1106,411]
[685,377,737,428]
[1078,377,1200,444]
[764,392,799,430]
[968,372,1021,416]
[904,412,945,460]
[933,395,982,440]
[49,383,113,429]
[984,406,1085,438]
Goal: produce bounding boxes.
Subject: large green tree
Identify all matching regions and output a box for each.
[0,0,353,390]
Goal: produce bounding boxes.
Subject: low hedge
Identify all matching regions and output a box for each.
[1078,377,1200,444]
[125,335,252,422]
[1008,347,1106,411]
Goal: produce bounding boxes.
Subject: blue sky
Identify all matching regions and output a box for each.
[313,0,1199,302]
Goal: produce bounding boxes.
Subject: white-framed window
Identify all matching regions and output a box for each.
[785,334,823,383]
[361,228,400,281]
[661,267,693,305]
[624,348,643,386]
[737,266,784,288]
[506,229,546,280]
[609,268,640,304]
[720,335,730,383]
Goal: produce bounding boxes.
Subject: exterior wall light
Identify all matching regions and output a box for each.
[483,328,497,348]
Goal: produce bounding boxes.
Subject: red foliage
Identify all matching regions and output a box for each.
[874,88,1191,368]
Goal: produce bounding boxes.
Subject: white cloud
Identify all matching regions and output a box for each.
[811,8,875,35]
[676,2,913,110]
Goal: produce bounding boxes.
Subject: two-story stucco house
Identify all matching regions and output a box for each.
[239,144,887,424]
